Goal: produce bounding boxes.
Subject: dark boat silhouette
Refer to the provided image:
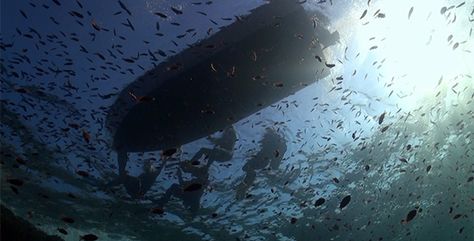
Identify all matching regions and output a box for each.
[106,0,339,154]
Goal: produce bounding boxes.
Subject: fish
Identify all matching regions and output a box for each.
[381,125,390,133]
[378,112,385,124]
[118,0,132,16]
[61,217,75,223]
[91,20,101,31]
[171,6,183,15]
[405,209,417,223]
[290,217,297,224]
[151,207,164,214]
[82,130,91,143]
[81,234,98,241]
[360,9,367,19]
[76,170,89,177]
[19,10,28,19]
[183,183,203,192]
[325,62,336,68]
[314,197,325,207]
[339,195,351,209]
[408,7,414,19]
[57,228,68,235]
[154,12,168,19]
[7,178,24,186]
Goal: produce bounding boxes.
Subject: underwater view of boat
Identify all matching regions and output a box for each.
[1,0,473,241]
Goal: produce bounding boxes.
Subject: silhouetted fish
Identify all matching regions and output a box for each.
[339,195,351,209]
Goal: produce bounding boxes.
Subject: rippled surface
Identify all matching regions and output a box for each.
[1,0,473,240]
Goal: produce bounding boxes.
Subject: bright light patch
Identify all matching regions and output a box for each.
[344,0,472,109]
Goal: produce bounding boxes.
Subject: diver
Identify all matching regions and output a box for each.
[104,150,171,199]
[235,127,287,200]
[156,126,237,214]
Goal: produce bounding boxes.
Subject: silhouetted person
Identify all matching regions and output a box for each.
[105,149,169,199]
[236,128,287,200]
[156,126,236,214]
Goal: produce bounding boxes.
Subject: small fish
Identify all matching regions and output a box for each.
[183,183,203,192]
[82,130,90,143]
[314,197,325,207]
[118,0,132,16]
[325,62,335,68]
[274,149,280,158]
[81,234,98,241]
[408,7,414,20]
[440,6,447,15]
[76,170,89,177]
[210,63,217,72]
[360,9,367,19]
[91,20,101,31]
[61,217,75,223]
[128,92,155,103]
[378,112,385,124]
[7,178,24,186]
[339,195,351,209]
[405,209,417,223]
[381,125,389,132]
[290,217,297,224]
[57,228,68,235]
[69,11,83,19]
[171,6,183,15]
[19,10,28,19]
[452,42,459,50]
[155,12,167,19]
[151,207,164,214]
[399,157,408,163]
[426,165,432,173]
[315,55,322,62]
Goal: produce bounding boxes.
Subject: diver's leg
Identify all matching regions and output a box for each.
[156,183,181,207]
[117,149,128,177]
[236,170,256,200]
[103,150,128,189]
[190,148,212,163]
[137,168,162,197]
[207,149,233,164]
[186,191,202,215]
[105,150,128,188]
[123,175,141,199]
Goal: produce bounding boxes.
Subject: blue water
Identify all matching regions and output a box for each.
[1,0,473,240]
